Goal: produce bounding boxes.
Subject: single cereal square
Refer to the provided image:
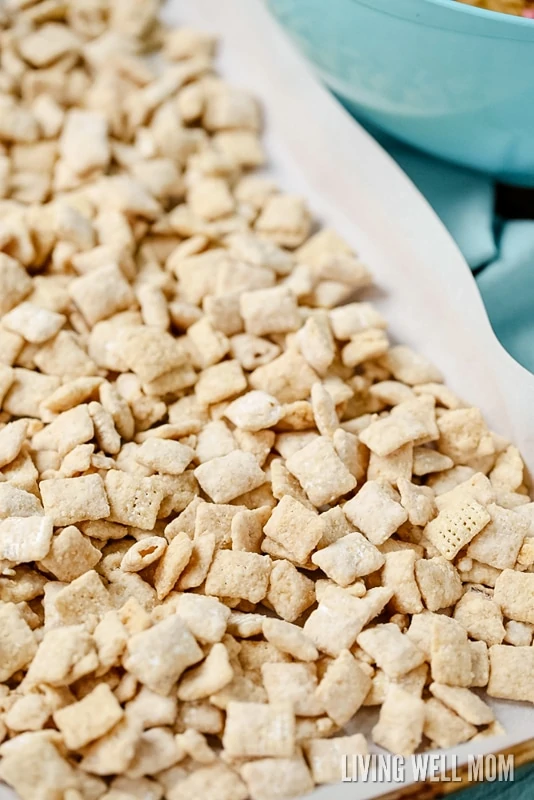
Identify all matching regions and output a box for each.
[117,326,188,385]
[437,407,493,464]
[53,683,123,750]
[0,516,53,564]
[431,615,473,687]
[124,615,203,696]
[195,360,247,406]
[414,556,463,611]
[136,437,195,475]
[224,390,282,432]
[188,176,235,220]
[153,531,193,600]
[504,620,533,647]
[3,368,61,418]
[126,726,185,776]
[69,264,135,326]
[195,419,236,464]
[367,443,414,486]
[176,594,230,645]
[317,505,354,548]
[177,641,234,701]
[341,328,389,368]
[240,755,314,800]
[261,662,322,716]
[487,645,534,702]
[316,649,371,726]
[105,470,163,530]
[453,590,505,646]
[397,478,436,527]
[490,445,524,492]
[231,506,271,551]
[230,333,280,371]
[304,586,391,657]
[24,625,98,688]
[0,736,80,800]
[249,349,318,404]
[267,559,316,622]
[168,764,248,800]
[194,502,241,549]
[493,569,534,624]
[423,698,476,749]
[429,683,494,726]
[312,531,384,585]
[33,404,95,457]
[357,623,425,678]
[329,301,386,340]
[304,734,368,784]
[205,550,271,604]
[179,701,224,735]
[296,312,336,374]
[53,569,112,626]
[372,685,425,756]
[0,254,32,316]
[40,474,110,527]
[413,447,454,477]
[286,436,356,507]
[188,316,230,367]
[343,480,408,545]
[240,286,300,337]
[382,550,423,614]
[469,640,490,688]
[39,525,101,581]
[467,504,528,570]
[263,495,324,563]
[0,602,37,682]
[434,472,496,512]
[0,333,22,369]
[0,483,43,519]
[270,457,315,509]
[2,301,65,344]
[120,536,168,573]
[0,5,532,789]
[255,194,311,248]
[263,618,318,662]
[222,701,295,758]
[194,450,265,504]
[424,498,491,560]
[383,345,442,386]
[359,396,438,457]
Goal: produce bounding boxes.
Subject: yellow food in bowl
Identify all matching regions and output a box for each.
[458,0,534,16]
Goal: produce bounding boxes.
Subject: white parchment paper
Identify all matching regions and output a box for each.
[2,1,534,797]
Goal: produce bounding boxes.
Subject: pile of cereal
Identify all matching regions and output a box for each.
[457,0,534,17]
[0,2,533,799]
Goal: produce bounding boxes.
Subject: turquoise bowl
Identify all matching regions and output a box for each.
[267,0,534,185]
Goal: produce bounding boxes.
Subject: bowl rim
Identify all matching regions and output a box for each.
[405,0,534,25]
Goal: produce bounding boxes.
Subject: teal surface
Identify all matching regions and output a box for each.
[361,127,534,376]
[372,132,534,375]
[267,0,534,184]
[457,763,534,798]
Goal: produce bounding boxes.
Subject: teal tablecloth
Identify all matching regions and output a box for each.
[457,763,534,799]
[366,127,534,377]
